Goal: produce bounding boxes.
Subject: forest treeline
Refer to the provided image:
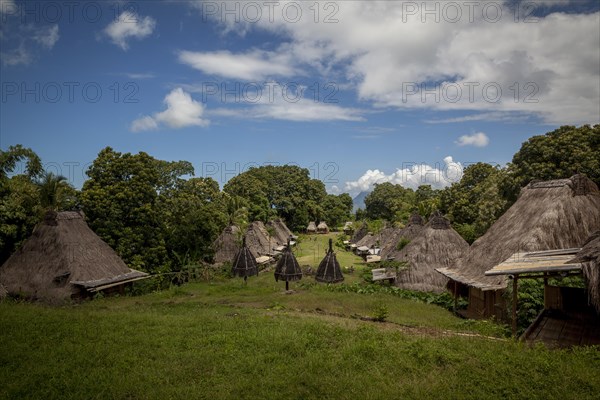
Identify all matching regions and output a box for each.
[1,124,598,273]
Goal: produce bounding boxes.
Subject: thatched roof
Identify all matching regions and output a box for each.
[351,222,368,243]
[393,213,468,293]
[343,222,354,232]
[267,219,295,245]
[569,231,600,312]
[231,237,258,279]
[317,221,329,232]
[274,243,302,282]
[437,175,600,291]
[355,233,377,248]
[380,214,425,260]
[245,221,274,258]
[0,211,148,302]
[307,221,317,232]
[315,239,344,284]
[0,283,7,299]
[213,225,241,265]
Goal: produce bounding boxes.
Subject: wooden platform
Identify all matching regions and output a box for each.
[523,310,600,348]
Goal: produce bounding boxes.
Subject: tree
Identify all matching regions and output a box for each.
[37,172,74,211]
[322,194,353,229]
[509,124,600,187]
[364,182,415,222]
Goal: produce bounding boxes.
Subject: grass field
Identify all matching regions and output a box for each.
[1,235,599,399]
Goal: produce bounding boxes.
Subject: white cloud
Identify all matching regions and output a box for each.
[455,132,490,147]
[104,11,156,50]
[131,88,209,132]
[32,25,59,49]
[344,156,463,193]
[0,24,59,66]
[1,43,32,66]
[0,0,16,14]
[200,1,599,125]
[178,50,297,81]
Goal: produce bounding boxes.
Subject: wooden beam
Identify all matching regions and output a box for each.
[512,276,519,337]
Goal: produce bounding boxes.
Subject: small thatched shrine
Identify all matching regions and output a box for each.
[393,211,468,293]
[212,225,241,265]
[307,221,317,233]
[317,221,329,234]
[437,174,600,321]
[274,241,302,290]
[0,211,148,302]
[315,238,344,284]
[231,237,258,283]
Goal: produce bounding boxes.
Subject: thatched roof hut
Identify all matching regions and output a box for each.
[212,225,241,265]
[315,238,344,284]
[437,174,600,319]
[317,221,329,233]
[0,211,148,302]
[343,222,354,235]
[380,213,425,260]
[351,222,368,243]
[267,219,295,245]
[274,241,302,290]
[245,221,274,258]
[231,237,258,281]
[393,212,468,293]
[307,221,317,233]
[356,232,377,249]
[570,231,600,312]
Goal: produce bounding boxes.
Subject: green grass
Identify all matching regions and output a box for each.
[294,233,366,271]
[1,272,600,399]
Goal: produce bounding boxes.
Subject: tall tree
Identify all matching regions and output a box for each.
[364,182,415,222]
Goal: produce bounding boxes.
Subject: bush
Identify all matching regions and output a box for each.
[396,237,411,251]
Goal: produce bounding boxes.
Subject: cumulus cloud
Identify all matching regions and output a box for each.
[131,88,209,132]
[456,132,490,147]
[198,1,599,125]
[178,50,297,81]
[344,156,463,193]
[0,24,59,66]
[104,11,156,50]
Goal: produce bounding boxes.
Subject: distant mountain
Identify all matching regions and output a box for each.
[352,191,369,212]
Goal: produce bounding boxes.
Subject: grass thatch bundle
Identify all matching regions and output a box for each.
[231,237,258,281]
[393,212,468,293]
[212,225,241,265]
[0,211,148,302]
[245,221,274,258]
[570,231,600,312]
[274,242,302,290]
[315,238,344,284]
[438,174,600,291]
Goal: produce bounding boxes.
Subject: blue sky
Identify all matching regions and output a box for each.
[1,0,599,195]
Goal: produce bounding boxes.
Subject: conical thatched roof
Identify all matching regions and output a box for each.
[315,239,344,284]
[213,225,241,265]
[231,237,258,279]
[317,221,329,233]
[351,222,368,243]
[267,219,294,245]
[307,221,317,232]
[0,211,148,302]
[393,212,468,293]
[438,175,600,291]
[569,231,600,312]
[274,242,302,283]
[381,214,425,260]
[246,221,274,258]
[356,233,377,248]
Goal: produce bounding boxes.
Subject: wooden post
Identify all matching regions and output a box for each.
[286,281,289,291]
[512,276,518,337]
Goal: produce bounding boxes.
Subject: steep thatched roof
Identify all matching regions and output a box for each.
[274,243,302,283]
[0,283,7,299]
[0,211,148,302]
[245,221,274,258]
[307,221,317,232]
[231,237,258,279]
[569,231,600,312]
[317,221,329,233]
[381,214,425,260]
[315,239,344,284]
[267,219,295,245]
[438,175,600,291]
[355,233,377,248]
[212,225,241,265]
[393,213,468,293]
[351,222,368,243]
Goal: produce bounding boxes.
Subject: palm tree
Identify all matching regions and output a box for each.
[37,172,68,211]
